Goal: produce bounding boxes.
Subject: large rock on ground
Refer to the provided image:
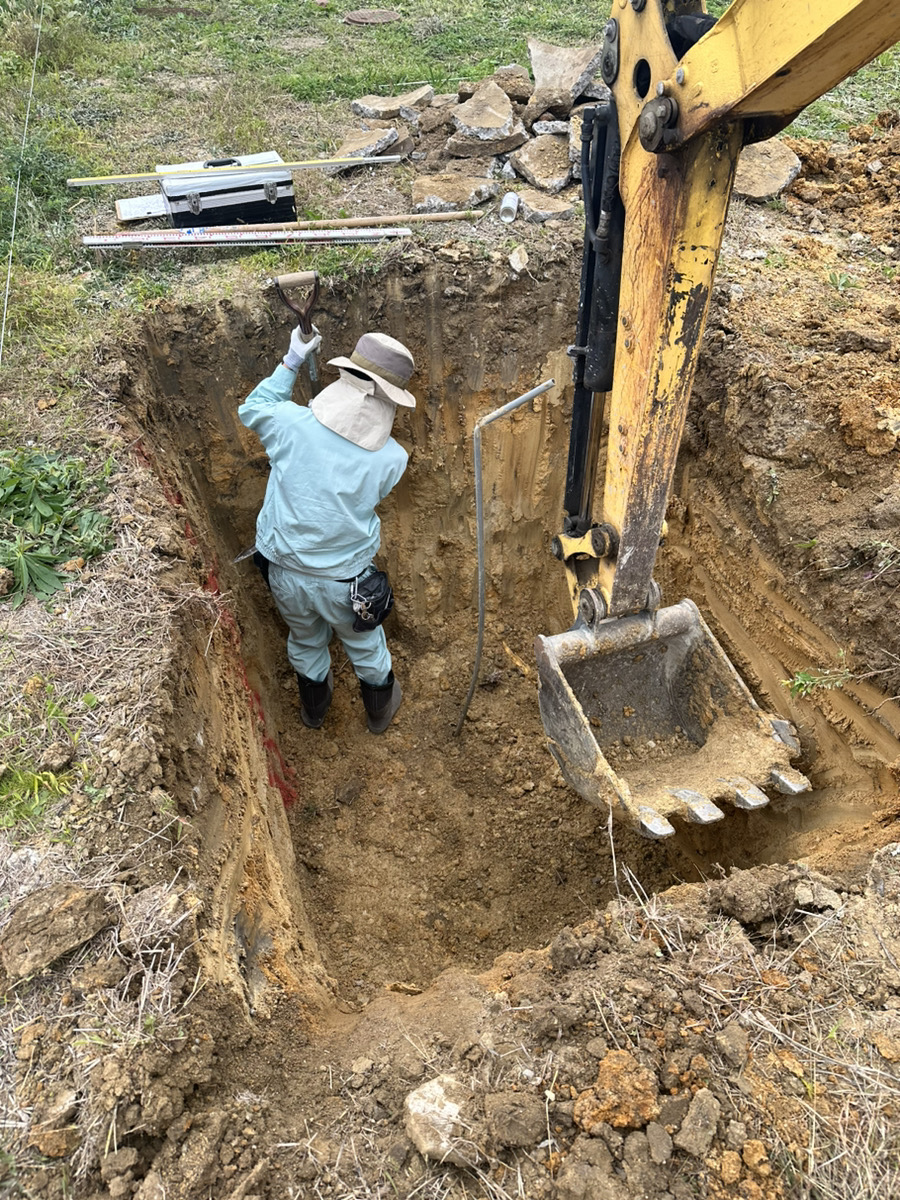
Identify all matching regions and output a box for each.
[404,1075,481,1167]
[528,39,604,108]
[492,63,533,102]
[523,86,574,129]
[673,1088,721,1158]
[351,84,434,119]
[446,122,527,158]
[518,186,575,222]
[0,882,110,988]
[453,81,515,140]
[419,105,456,135]
[325,127,398,174]
[734,138,802,200]
[510,134,572,192]
[411,174,500,212]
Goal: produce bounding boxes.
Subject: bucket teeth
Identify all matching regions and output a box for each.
[723,777,770,810]
[770,766,811,796]
[637,807,677,840]
[771,719,801,755]
[668,789,725,824]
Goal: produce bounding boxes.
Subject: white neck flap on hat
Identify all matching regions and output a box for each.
[309,369,398,452]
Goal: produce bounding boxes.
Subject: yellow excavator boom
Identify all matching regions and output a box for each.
[536,0,900,837]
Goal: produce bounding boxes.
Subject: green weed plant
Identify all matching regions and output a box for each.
[0,449,112,604]
[0,761,69,830]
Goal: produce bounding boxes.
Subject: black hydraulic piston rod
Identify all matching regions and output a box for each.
[563,101,625,537]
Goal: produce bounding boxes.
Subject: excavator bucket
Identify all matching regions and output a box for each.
[535,599,808,838]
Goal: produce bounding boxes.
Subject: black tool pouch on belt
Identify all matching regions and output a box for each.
[350,570,394,632]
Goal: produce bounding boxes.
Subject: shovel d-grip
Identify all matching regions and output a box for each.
[535,600,807,839]
[273,270,320,383]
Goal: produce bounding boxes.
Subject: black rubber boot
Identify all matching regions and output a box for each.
[359,671,402,734]
[297,670,333,729]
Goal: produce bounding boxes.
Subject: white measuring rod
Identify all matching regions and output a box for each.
[83,227,413,247]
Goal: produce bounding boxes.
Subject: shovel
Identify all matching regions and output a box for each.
[271,270,320,383]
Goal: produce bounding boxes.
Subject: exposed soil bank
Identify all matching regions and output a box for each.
[116,244,900,1023]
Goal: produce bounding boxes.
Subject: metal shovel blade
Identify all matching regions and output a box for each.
[534,599,805,838]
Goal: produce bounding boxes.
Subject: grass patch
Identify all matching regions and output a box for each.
[0,0,897,368]
[0,760,70,831]
[791,46,900,139]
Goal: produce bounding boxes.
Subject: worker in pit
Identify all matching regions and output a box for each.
[238,324,415,734]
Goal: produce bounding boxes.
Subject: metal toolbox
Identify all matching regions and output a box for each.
[157,151,296,228]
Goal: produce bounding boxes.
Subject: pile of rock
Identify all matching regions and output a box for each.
[330,39,611,223]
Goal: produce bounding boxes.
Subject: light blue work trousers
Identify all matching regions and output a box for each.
[267,563,392,687]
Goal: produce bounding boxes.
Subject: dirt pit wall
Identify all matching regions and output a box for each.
[125,256,631,1015]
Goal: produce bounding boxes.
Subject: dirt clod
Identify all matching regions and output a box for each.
[574,1050,661,1132]
[0,883,110,988]
[673,1088,721,1158]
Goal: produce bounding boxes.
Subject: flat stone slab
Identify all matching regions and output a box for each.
[510,134,572,192]
[734,138,801,200]
[528,38,604,105]
[453,80,515,140]
[0,883,110,988]
[351,85,434,119]
[411,174,500,212]
[325,127,399,174]
[445,121,527,158]
[518,186,575,222]
[492,64,533,102]
[533,120,569,136]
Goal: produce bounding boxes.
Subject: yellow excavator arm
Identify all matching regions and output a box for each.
[535,0,900,838]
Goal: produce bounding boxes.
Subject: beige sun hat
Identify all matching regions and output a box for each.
[310,370,401,452]
[327,332,416,409]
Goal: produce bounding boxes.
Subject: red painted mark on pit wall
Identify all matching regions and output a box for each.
[132,441,299,808]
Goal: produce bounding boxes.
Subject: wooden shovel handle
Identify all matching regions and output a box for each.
[274,270,318,287]
[273,270,320,330]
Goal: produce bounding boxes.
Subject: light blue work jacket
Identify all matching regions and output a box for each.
[238,365,407,578]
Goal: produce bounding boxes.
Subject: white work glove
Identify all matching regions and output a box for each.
[283,324,322,372]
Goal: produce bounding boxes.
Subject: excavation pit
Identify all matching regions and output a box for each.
[123,254,900,1023]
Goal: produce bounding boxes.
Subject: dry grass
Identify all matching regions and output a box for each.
[611,860,900,1200]
[0,831,200,1182]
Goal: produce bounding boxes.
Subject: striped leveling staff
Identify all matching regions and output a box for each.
[83,227,413,248]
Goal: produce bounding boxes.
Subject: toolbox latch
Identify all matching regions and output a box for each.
[187,191,202,216]
[264,180,278,204]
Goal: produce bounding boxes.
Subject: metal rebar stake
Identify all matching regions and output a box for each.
[454,379,556,735]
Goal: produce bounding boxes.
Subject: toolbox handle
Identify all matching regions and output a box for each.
[203,157,240,168]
